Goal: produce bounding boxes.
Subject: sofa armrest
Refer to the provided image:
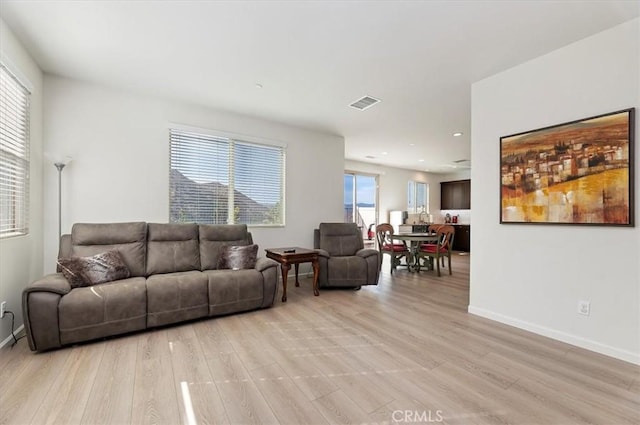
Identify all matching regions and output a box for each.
[356,248,379,259]
[356,248,382,286]
[316,249,330,259]
[255,257,278,272]
[24,273,71,295]
[22,273,69,351]
[256,257,279,308]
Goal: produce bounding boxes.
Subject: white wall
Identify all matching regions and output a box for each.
[439,170,471,182]
[0,19,44,344]
[470,19,639,364]
[344,160,440,224]
[43,76,345,272]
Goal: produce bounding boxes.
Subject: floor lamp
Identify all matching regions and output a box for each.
[54,157,72,240]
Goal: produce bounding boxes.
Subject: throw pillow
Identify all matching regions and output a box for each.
[57,249,131,288]
[217,244,258,270]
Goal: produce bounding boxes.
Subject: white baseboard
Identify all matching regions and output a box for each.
[468,305,640,365]
[0,324,25,349]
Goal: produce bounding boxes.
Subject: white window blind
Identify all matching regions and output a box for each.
[0,64,30,238]
[170,128,285,226]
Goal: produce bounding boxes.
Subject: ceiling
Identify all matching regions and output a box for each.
[1,1,638,173]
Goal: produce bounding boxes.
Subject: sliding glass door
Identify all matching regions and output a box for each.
[344,172,378,243]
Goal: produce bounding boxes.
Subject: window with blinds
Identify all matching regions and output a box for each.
[0,64,30,238]
[169,128,285,226]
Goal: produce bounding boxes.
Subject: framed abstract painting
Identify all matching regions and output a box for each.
[500,108,635,226]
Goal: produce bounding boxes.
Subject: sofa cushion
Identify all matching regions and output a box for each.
[58,249,131,288]
[71,222,147,277]
[146,271,208,327]
[217,244,258,270]
[146,223,200,275]
[205,269,263,315]
[326,256,367,287]
[58,277,147,345]
[199,224,252,270]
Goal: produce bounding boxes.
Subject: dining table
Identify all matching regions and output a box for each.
[393,232,439,272]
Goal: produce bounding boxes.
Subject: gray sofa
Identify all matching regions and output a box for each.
[22,222,279,351]
[314,222,381,288]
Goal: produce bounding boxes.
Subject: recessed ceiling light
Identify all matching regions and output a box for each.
[381,151,388,155]
[453,132,463,137]
[409,143,415,146]
[255,83,263,89]
[418,159,424,162]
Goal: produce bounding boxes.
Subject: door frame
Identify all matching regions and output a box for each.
[344,170,380,240]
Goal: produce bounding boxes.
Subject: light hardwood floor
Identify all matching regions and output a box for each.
[1,254,639,425]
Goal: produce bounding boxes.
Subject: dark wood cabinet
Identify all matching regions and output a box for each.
[441,184,454,211]
[452,224,470,252]
[440,179,471,210]
[461,180,471,209]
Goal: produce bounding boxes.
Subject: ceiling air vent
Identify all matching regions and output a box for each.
[349,96,381,111]
[451,159,471,168]
[365,155,376,159]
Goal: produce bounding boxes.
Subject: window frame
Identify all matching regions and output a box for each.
[168,125,286,227]
[0,63,31,239]
[407,180,429,215]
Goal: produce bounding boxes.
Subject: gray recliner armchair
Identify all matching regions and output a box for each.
[313,223,381,289]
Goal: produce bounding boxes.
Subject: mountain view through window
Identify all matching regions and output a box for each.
[169,128,285,226]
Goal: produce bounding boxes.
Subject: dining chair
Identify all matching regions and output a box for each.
[416,225,455,276]
[427,224,443,233]
[376,223,410,274]
[427,224,445,267]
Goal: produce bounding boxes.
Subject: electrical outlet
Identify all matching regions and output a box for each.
[578,300,590,316]
[0,301,6,319]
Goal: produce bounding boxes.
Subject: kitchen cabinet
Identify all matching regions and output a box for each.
[452,224,470,252]
[441,179,471,210]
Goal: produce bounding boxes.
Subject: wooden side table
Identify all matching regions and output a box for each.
[265,247,320,302]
